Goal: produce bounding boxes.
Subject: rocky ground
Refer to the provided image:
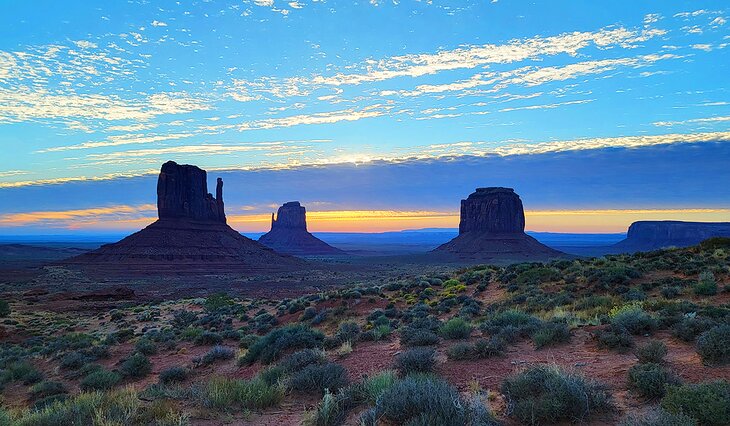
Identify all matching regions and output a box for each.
[0,239,729,425]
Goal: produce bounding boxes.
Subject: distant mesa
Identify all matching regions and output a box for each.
[66,161,303,273]
[612,220,730,253]
[434,187,564,261]
[258,201,345,256]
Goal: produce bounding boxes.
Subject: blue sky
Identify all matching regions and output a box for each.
[0,1,729,233]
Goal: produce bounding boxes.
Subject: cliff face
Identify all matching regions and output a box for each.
[613,221,730,252]
[458,187,525,234]
[259,202,344,256]
[435,187,563,262]
[157,161,226,223]
[66,161,303,273]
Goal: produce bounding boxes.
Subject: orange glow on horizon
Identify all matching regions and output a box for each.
[1,205,728,233]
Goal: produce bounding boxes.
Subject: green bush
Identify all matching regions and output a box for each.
[373,376,495,425]
[446,337,505,360]
[135,338,158,355]
[29,381,67,400]
[532,321,570,349]
[696,325,730,365]
[241,325,324,365]
[694,271,718,296]
[289,362,349,395]
[501,365,612,425]
[399,327,439,346]
[672,316,717,342]
[361,370,397,404]
[80,369,121,391]
[335,321,361,342]
[194,331,223,346]
[121,353,152,378]
[610,304,657,335]
[482,310,541,338]
[200,376,284,410]
[159,367,188,384]
[661,380,730,426]
[59,351,88,370]
[1,361,42,385]
[0,300,10,317]
[628,363,678,398]
[279,349,327,373]
[200,345,235,365]
[394,348,436,376]
[595,325,633,351]
[635,340,668,364]
[438,317,473,340]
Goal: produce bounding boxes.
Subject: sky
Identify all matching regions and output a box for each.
[0,0,729,234]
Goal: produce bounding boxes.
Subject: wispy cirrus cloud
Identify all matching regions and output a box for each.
[653,116,730,127]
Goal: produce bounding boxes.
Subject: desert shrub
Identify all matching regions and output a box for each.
[0,300,10,317]
[289,362,349,395]
[501,365,612,425]
[135,338,158,355]
[516,267,561,285]
[375,376,465,425]
[301,307,317,321]
[610,304,658,335]
[661,286,682,299]
[335,321,361,342]
[159,367,188,384]
[635,340,668,364]
[59,351,88,369]
[595,324,633,351]
[399,327,439,346]
[447,337,505,360]
[29,381,67,400]
[438,317,473,340]
[394,348,436,376]
[171,310,197,328]
[200,376,284,410]
[279,349,327,373]
[696,324,730,365]
[80,368,121,391]
[200,345,235,365]
[241,325,324,365]
[672,315,717,341]
[532,321,570,349]
[14,387,148,426]
[661,380,730,426]
[204,293,236,312]
[194,331,223,346]
[121,353,152,378]
[694,271,718,296]
[361,370,397,404]
[1,361,42,384]
[482,310,540,337]
[628,363,678,398]
[305,388,350,426]
[620,408,698,426]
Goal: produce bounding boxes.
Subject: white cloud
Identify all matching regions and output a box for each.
[238,104,392,131]
[653,116,730,127]
[499,99,594,112]
[254,0,275,6]
[38,132,197,152]
[151,20,168,27]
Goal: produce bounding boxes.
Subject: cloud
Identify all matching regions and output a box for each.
[237,104,393,131]
[653,116,730,127]
[498,99,594,112]
[150,20,168,27]
[229,25,666,99]
[38,132,198,152]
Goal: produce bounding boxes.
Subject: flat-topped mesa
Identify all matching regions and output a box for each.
[270,201,307,231]
[612,220,730,252]
[434,187,564,262]
[459,187,525,234]
[259,201,344,256]
[157,161,226,223]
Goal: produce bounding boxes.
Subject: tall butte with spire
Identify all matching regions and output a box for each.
[67,161,303,273]
[258,201,344,255]
[434,187,564,262]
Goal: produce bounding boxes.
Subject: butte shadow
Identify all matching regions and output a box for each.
[430,187,566,263]
[64,161,305,274]
[258,201,345,256]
